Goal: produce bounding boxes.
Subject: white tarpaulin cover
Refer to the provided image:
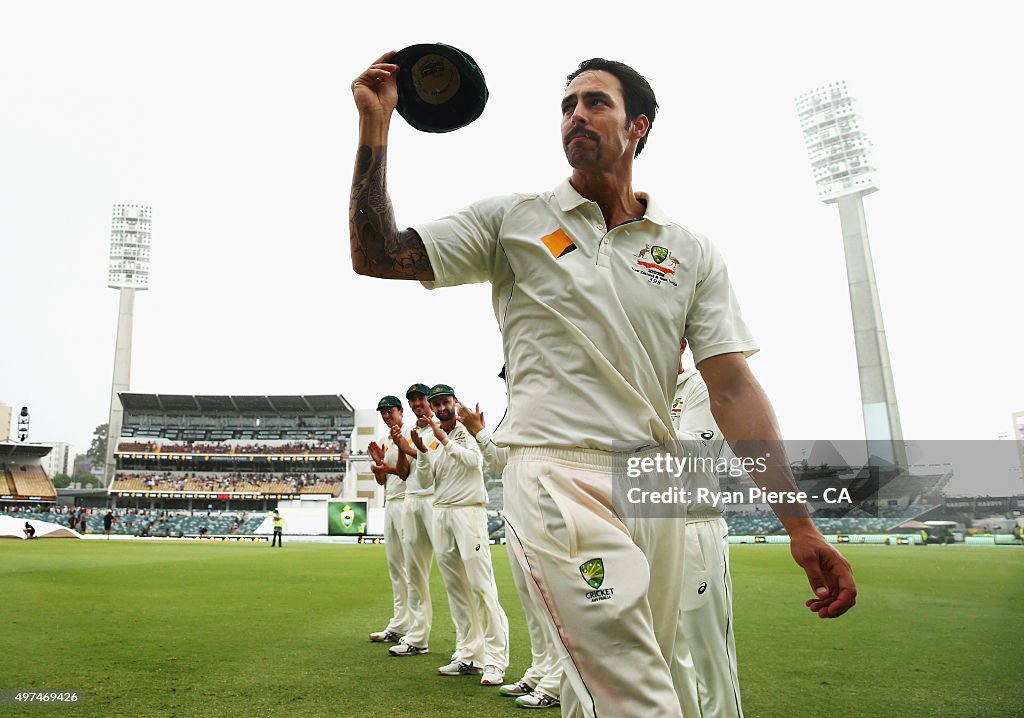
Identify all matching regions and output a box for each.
[0,514,81,539]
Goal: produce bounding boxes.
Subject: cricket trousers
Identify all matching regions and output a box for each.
[400,495,435,648]
[383,498,411,635]
[672,516,743,718]
[503,447,685,718]
[507,524,563,698]
[432,504,510,671]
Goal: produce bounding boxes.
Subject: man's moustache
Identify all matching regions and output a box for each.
[565,128,598,145]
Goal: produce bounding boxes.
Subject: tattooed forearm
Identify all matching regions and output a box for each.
[350,145,432,280]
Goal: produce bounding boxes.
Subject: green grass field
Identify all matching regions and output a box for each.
[1,540,1021,718]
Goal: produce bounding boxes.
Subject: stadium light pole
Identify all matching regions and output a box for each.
[104,205,152,484]
[795,82,907,470]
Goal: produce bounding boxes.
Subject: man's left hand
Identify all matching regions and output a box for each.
[790,533,857,618]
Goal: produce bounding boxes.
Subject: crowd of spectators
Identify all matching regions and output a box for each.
[116,440,344,455]
[111,471,343,494]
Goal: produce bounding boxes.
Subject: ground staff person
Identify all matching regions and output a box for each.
[271,509,283,547]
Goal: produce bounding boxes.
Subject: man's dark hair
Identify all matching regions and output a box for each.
[566,59,658,158]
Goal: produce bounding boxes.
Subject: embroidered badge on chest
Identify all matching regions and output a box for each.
[633,243,680,287]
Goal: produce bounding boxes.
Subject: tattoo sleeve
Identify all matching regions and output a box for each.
[349,145,433,280]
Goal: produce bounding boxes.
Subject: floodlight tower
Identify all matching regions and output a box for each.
[795,82,906,469]
[104,205,152,482]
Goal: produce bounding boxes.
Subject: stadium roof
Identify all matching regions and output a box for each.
[118,393,355,415]
[0,442,53,458]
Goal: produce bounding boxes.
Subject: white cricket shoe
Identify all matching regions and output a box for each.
[515,691,560,709]
[480,665,504,686]
[436,660,481,676]
[499,680,535,697]
[369,629,403,643]
[388,641,428,656]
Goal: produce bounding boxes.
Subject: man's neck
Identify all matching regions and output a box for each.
[439,418,457,433]
[570,168,645,228]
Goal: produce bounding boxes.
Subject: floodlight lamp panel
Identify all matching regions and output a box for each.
[108,203,153,289]
[795,81,879,202]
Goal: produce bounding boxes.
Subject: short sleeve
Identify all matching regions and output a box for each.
[685,237,759,365]
[413,194,523,289]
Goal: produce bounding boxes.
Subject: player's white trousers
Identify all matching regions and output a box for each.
[400,495,435,648]
[507,525,563,698]
[503,447,685,718]
[383,498,411,635]
[432,504,510,671]
[672,517,743,718]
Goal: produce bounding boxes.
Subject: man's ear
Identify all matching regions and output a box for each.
[630,114,650,140]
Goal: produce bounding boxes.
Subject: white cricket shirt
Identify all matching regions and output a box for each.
[413,421,488,507]
[415,179,758,451]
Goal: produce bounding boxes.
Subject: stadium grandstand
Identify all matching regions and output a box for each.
[109,393,354,511]
[0,442,57,503]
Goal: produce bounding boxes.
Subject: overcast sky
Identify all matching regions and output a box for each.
[1,1,1021,494]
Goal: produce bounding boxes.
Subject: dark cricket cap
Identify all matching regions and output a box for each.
[428,383,455,401]
[391,43,488,133]
[405,383,430,398]
[376,395,403,411]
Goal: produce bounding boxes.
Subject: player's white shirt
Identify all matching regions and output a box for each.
[414,421,488,507]
[377,424,408,501]
[672,368,725,520]
[414,180,758,452]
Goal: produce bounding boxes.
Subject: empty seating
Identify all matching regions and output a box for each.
[9,466,56,498]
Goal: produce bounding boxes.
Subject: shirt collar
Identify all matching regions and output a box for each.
[554,179,672,227]
[553,179,590,212]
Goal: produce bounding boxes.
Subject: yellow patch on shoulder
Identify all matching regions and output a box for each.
[541,228,575,258]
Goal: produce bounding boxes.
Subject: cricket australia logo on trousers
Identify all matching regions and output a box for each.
[580,558,614,603]
[634,244,680,287]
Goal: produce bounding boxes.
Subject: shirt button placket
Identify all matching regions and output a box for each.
[594,213,612,267]
[596,234,612,267]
